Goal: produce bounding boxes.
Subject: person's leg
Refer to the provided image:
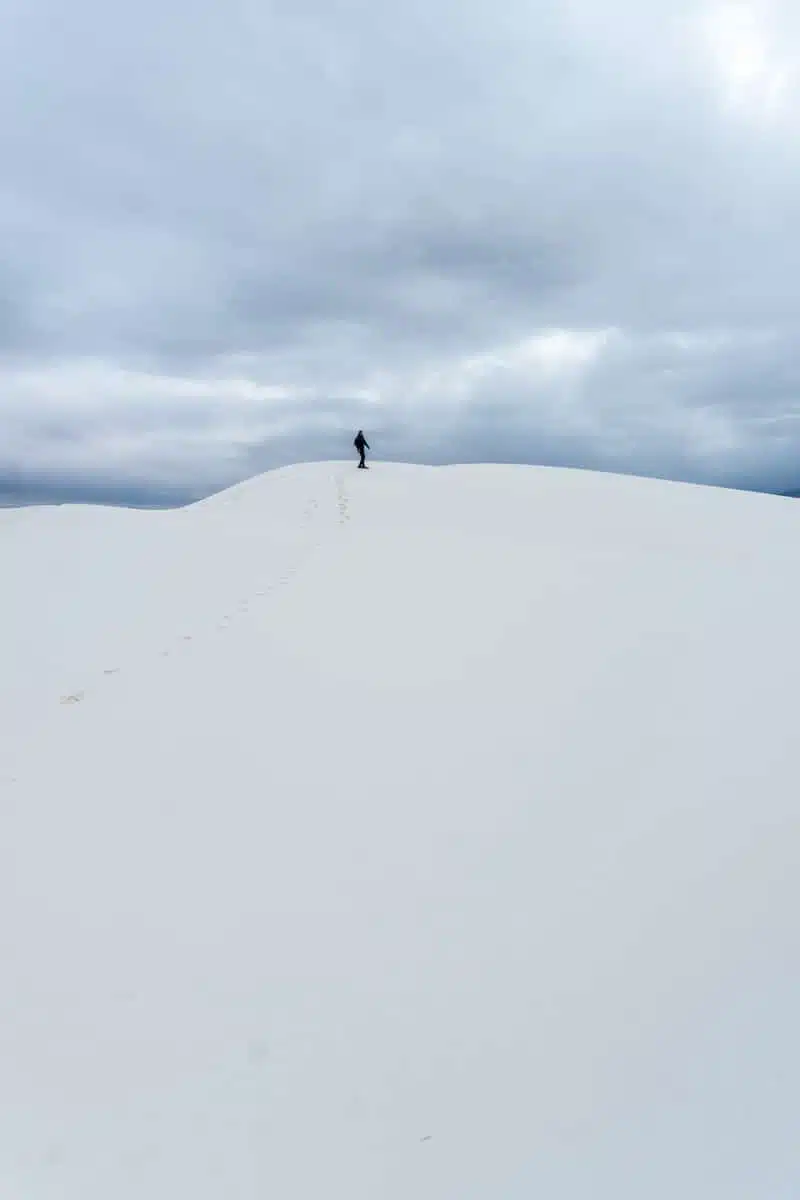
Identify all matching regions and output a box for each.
[359,449,365,467]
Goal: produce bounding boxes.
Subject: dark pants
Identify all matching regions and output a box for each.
[358,448,366,468]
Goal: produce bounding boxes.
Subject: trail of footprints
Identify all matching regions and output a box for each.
[55,488,343,708]
[334,475,351,525]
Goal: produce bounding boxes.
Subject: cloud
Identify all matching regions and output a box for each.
[1,0,800,501]
[697,1,798,120]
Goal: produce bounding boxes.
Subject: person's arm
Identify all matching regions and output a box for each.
[365,440,370,449]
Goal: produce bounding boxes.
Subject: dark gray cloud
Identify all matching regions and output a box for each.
[2,0,800,501]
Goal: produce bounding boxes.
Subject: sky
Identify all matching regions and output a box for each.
[2,0,800,504]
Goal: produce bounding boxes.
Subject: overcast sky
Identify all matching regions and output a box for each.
[2,0,800,502]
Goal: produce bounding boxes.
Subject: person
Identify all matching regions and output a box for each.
[354,430,370,469]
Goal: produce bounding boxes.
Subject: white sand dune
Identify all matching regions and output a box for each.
[2,462,798,1198]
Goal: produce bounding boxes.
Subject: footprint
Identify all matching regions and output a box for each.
[103,668,121,676]
[60,692,85,706]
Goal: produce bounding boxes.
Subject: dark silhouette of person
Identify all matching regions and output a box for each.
[354,430,370,468]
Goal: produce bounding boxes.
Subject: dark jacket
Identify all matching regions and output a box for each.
[354,432,369,451]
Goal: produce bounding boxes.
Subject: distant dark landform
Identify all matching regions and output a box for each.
[0,479,200,510]
[2,469,800,509]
